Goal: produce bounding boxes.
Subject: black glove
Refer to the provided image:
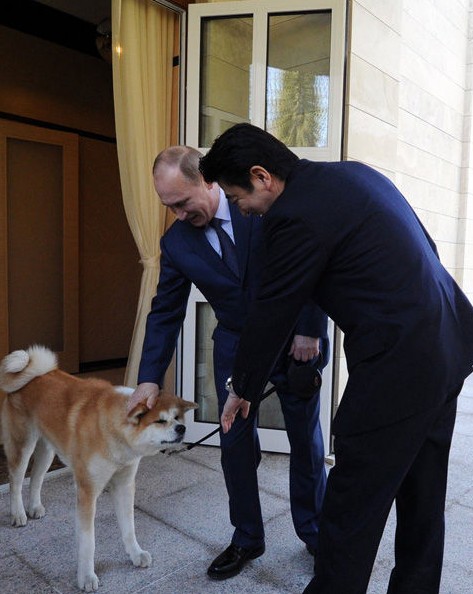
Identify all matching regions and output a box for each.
[286,356,322,400]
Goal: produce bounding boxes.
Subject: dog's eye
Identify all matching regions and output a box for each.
[154,419,167,424]
[174,415,180,421]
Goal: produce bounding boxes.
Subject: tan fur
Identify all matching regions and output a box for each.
[0,346,197,592]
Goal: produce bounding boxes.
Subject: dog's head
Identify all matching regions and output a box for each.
[126,392,198,455]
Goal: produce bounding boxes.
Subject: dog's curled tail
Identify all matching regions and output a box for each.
[0,345,58,393]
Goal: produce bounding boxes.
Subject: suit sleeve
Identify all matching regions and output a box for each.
[232,213,326,403]
[137,238,192,386]
[294,302,327,338]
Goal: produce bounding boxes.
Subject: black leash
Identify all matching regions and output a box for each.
[164,384,277,455]
[165,354,323,455]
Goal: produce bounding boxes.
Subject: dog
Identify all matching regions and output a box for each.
[0,345,198,592]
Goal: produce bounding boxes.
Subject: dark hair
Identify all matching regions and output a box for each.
[199,123,299,190]
[153,146,203,184]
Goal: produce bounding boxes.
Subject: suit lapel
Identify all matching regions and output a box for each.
[177,205,253,282]
[182,223,223,268]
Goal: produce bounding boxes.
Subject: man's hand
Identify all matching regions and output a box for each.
[126,382,160,412]
[289,335,320,362]
[221,390,251,433]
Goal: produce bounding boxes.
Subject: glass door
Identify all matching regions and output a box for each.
[182,0,345,454]
[181,287,335,453]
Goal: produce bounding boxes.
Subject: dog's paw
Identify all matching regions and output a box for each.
[131,550,152,568]
[78,572,99,592]
[28,503,46,519]
[11,511,28,527]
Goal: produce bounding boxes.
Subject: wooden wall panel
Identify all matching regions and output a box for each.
[0,120,79,371]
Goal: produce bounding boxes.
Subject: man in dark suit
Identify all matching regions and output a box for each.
[127,146,329,580]
[199,123,473,594]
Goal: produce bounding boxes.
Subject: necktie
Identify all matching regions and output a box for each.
[210,218,239,277]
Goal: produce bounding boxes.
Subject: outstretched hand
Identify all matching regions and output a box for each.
[221,391,251,433]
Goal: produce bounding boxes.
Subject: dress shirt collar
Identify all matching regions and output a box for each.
[214,188,232,223]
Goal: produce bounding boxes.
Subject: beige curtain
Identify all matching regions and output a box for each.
[112,0,177,386]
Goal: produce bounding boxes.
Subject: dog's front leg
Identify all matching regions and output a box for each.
[76,482,99,592]
[28,439,55,519]
[109,462,151,568]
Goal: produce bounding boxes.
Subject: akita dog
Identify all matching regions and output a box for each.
[0,345,197,592]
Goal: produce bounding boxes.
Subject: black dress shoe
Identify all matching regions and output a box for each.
[207,543,265,580]
[305,544,317,574]
[306,544,316,556]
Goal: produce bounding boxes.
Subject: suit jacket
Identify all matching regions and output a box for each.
[138,202,328,387]
[232,160,473,434]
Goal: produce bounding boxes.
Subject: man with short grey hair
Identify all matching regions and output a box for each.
[127,145,329,581]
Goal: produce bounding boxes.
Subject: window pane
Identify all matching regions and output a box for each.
[195,302,218,423]
[266,11,331,147]
[259,388,285,430]
[199,16,253,147]
[194,302,286,430]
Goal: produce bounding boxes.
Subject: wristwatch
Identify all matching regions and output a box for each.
[225,376,234,392]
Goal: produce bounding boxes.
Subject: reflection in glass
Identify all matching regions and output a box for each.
[199,16,253,147]
[195,303,218,423]
[266,12,331,147]
[259,387,285,430]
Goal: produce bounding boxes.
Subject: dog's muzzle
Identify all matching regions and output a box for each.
[161,424,186,444]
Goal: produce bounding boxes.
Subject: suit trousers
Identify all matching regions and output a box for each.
[213,325,327,550]
[303,389,460,594]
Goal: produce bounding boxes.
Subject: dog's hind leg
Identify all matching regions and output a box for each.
[28,439,55,519]
[109,461,151,568]
[4,430,38,527]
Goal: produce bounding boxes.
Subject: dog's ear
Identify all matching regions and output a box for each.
[181,399,199,412]
[127,403,149,424]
